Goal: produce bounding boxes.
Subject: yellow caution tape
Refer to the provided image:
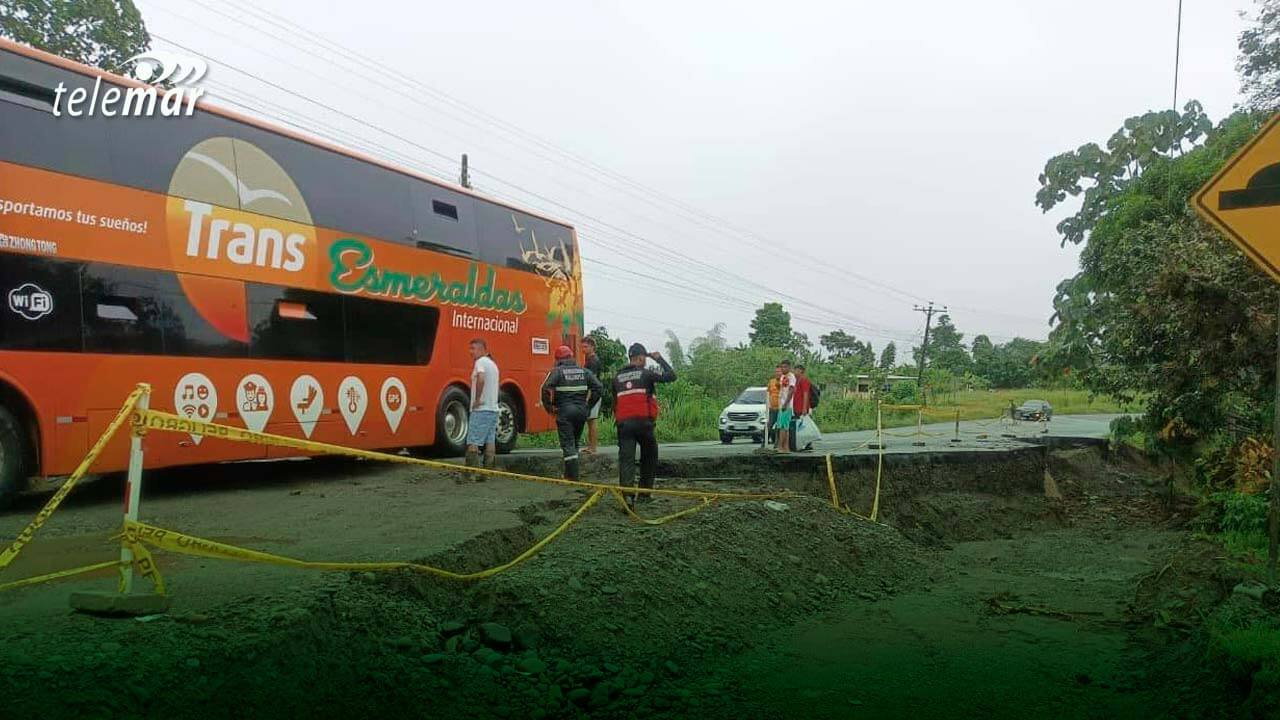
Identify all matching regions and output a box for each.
[0,385,146,572]
[134,408,791,502]
[610,490,713,525]
[870,438,884,522]
[121,540,166,596]
[124,490,605,582]
[825,454,841,510]
[0,560,124,593]
[2,383,886,595]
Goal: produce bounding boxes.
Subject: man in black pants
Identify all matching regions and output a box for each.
[611,343,677,508]
[541,345,603,481]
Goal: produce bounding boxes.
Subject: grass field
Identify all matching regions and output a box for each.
[521,388,1141,449]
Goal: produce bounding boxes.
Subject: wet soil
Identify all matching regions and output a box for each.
[0,446,1247,719]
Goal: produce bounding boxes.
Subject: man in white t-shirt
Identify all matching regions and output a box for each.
[774,359,797,453]
[467,338,501,468]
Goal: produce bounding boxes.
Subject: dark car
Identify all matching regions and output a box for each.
[1015,400,1053,421]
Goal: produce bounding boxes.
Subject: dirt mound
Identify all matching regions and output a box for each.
[396,492,926,661]
[0,484,926,720]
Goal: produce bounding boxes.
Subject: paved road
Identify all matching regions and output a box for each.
[510,413,1127,460]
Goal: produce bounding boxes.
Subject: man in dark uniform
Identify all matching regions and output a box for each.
[541,345,603,481]
[612,343,676,508]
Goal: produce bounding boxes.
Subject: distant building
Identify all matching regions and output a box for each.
[849,374,916,399]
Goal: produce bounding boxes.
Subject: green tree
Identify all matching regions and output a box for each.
[1036,105,1273,450]
[688,322,728,359]
[879,342,897,370]
[971,335,994,365]
[681,345,788,403]
[1036,103,1212,247]
[914,314,971,374]
[787,331,814,362]
[820,329,875,366]
[663,330,687,370]
[1239,0,1280,113]
[978,338,1045,388]
[749,302,793,349]
[0,0,150,70]
[586,326,626,378]
[820,330,859,358]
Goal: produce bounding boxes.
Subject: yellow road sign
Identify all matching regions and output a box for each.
[1194,114,1280,282]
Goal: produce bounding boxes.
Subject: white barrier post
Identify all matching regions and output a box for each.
[912,408,926,447]
[870,400,885,450]
[119,391,148,594]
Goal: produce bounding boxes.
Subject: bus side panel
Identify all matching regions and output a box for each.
[2,352,448,475]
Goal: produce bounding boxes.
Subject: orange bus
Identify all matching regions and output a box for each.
[0,39,584,507]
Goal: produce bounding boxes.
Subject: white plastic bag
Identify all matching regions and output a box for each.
[795,415,822,449]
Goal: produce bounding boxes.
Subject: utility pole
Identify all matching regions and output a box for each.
[913,302,945,405]
[1173,0,1184,111]
[460,153,472,189]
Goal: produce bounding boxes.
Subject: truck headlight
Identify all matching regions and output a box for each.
[719,416,728,425]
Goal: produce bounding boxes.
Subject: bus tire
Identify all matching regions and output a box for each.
[435,386,471,456]
[496,391,520,455]
[0,405,26,511]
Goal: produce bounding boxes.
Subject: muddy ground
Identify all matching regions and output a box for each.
[0,445,1257,719]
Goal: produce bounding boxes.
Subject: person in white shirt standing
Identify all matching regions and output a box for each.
[467,337,501,469]
[774,359,797,454]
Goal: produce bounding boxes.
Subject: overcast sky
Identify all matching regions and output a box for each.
[136,0,1254,355]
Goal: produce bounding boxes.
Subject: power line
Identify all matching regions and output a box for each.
[159,0,1048,327]
[173,40,926,343]
[195,80,780,336]
[185,82,904,346]
[196,70,1015,349]
[152,17,1025,347]
[1173,0,1184,110]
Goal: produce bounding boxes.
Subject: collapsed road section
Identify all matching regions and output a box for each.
[0,439,1252,720]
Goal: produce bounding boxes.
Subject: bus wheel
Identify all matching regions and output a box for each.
[435,386,470,456]
[0,405,26,510]
[495,392,520,455]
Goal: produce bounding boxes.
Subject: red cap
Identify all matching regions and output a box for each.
[554,345,573,359]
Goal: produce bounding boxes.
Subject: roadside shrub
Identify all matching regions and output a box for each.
[1219,492,1268,536]
[1194,431,1240,490]
[1210,620,1280,717]
[1206,491,1269,559]
[1110,415,1151,451]
[887,382,920,405]
[812,398,876,433]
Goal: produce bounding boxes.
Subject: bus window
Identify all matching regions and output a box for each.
[80,264,249,358]
[232,125,415,245]
[247,284,344,361]
[474,202,575,276]
[344,296,438,365]
[105,112,245,200]
[0,255,83,351]
[409,184,478,259]
[0,50,113,183]
[81,264,167,355]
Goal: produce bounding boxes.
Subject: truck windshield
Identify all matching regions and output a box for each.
[735,389,766,404]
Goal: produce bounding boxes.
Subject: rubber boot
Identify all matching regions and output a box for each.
[482,453,497,470]
[564,458,580,481]
[464,450,480,468]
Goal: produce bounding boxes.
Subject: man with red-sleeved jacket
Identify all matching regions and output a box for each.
[611,343,676,508]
